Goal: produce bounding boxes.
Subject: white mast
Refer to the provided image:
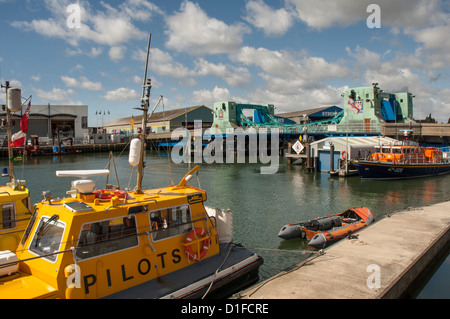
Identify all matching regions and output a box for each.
[136,33,152,193]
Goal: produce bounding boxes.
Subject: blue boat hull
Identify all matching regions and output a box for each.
[353,160,450,180]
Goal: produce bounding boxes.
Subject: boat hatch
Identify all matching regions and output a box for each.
[63,201,94,213]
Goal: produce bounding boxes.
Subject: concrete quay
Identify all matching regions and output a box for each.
[235,201,450,299]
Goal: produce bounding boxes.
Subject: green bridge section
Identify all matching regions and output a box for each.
[211,84,414,135]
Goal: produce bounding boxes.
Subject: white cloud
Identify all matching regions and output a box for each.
[102,87,140,102]
[234,46,349,89]
[31,75,41,82]
[150,48,192,79]
[61,76,103,91]
[34,87,78,104]
[165,1,250,55]
[132,47,252,87]
[408,25,450,55]
[194,58,251,87]
[346,45,381,70]
[244,0,294,36]
[191,86,236,105]
[109,46,126,62]
[132,75,142,85]
[234,46,296,76]
[66,47,102,57]
[118,0,164,21]
[287,0,442,30]
[11,0,162,47]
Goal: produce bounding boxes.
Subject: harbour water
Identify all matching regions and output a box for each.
[3,150,449,298]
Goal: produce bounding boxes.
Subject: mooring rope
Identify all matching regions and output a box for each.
[201,242,235,299]
[250,247,324,255]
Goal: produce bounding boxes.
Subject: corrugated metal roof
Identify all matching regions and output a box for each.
[103,105,209,127]
[276,106,341,118]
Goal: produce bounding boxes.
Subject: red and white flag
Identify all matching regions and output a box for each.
[10,100,31,147]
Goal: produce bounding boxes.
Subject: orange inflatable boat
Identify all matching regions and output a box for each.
[278,207,374,248]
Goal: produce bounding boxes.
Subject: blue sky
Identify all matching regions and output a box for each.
[1,0,449,126]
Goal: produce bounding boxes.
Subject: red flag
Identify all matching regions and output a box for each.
[11,101,31,147]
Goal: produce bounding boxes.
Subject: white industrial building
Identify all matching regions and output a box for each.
[1,104,88,145]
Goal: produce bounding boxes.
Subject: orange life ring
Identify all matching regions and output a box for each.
[340,150,347,159]
[185,227,210,261]
[93,189,127,200]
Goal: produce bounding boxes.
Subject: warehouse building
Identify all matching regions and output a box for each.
[1,104,88,145]
[102,105,213,137]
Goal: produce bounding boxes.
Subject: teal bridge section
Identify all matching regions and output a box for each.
[210,101,380,138]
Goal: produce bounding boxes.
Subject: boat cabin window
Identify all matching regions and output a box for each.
[382,147,391,154]
[392,148,402,154]
[29,215,65,262]
[150,205,192,241]
[0,203,16,230]
[76,215,138,260]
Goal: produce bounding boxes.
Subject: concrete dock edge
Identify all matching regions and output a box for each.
[235,201,450,299]
[379,225,449,298]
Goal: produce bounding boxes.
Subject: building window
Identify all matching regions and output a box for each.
[81,116,88,129]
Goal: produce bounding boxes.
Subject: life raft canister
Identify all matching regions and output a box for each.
[340,150,347,159]
[185,227,210,261]
[93,189,128,200]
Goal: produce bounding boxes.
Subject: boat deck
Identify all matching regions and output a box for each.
[235,201,450,299]
[106,243,263,299]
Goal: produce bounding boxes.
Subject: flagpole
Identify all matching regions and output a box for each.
[21,98,31,156]
[3,81,15,182]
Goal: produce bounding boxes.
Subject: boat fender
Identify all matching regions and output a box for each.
[185,227,210,261]
[129,138,141,167]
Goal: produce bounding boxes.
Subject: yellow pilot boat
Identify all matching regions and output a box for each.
[0,167,262,299]
[0,180,31,251]
[0,35,262,299]
[0,81,32,252]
